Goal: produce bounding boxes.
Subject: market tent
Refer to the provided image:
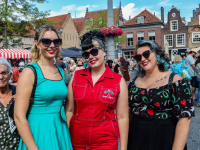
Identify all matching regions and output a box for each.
[61,48,82,58]
[0,49,31,59]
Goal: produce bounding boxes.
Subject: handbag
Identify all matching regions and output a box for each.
[182,63,192,81]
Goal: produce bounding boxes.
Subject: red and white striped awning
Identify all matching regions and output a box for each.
[0,49,31,59]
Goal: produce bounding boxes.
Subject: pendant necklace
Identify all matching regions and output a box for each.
[41,64,59,77]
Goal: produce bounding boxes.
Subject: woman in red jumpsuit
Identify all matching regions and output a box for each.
[66,31,129,150]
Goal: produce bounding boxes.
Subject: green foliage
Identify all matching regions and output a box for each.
[0,0,52,48]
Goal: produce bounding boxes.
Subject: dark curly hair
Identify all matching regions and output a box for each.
[81,30,105,51]
[135,40,170,76]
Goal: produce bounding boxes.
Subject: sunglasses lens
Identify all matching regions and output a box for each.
[82,52,89,59]
[90,48,99,56]
[143,50,151,59]
[42,39,51,47]
[134,55,142,62]
[53,39,62,47]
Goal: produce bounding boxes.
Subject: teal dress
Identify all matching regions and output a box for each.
[18,62,73,150]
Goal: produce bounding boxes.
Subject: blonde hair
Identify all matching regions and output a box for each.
[31,27,62,64]
[173,55,182,63]
[92,39,100,47]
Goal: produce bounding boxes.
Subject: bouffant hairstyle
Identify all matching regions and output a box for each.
[81,31,105,51]
[173,55,182,63]
[31,25,62,64]
[135,40,170,76]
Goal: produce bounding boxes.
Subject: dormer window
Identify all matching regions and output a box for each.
[137,16,145,24]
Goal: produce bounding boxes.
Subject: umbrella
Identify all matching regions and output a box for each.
[61,48,82,58]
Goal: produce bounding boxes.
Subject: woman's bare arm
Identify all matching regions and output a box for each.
[117,77,129,150]
[14,68,39,150]
[65,75,75,127]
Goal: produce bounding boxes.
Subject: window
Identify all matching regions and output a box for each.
[192,32,200,43]
[176,33,185,47]
[123,51,134,59]
[164,34,173,47]
[12,39,18,48]
[127,33,133,47]
[137,32,144,41]
[170,20,178,31]
[148,31,156,42]
[137,16,145,24]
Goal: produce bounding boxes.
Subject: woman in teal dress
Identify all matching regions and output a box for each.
[14,25,73,150]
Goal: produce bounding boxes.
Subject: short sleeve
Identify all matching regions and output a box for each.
[172,79,195,118]
[189,56,195,65]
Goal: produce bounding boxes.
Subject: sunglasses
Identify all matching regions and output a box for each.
[134,50,153,62]
[40,38,62,47]
[82,47,103,59]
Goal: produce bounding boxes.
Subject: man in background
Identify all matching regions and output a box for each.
[106,57,113,69]
[185,49,197,100]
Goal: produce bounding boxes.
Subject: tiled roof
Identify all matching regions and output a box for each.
[46,14,69,31]
[86,8,119,24]
[73,18,85,34]
[123,9,162,26]
[25,14,69,36]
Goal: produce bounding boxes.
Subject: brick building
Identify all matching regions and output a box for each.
[188,4,200,49]
[161,6,188,60]
[120,9,164,59]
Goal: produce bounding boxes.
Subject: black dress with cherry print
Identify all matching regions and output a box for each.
[127,72,194,150]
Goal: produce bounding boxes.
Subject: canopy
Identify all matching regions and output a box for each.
[61,48,82,58]
[0,49,31,59]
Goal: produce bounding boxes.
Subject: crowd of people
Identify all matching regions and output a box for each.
[0,24,197,150]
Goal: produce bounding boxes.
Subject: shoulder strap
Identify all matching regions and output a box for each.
[168,72,176,86]
[26,65,37,102]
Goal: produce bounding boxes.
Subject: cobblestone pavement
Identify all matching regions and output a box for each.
[129,72,200,150]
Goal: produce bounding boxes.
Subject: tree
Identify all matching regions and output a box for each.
[0,0,57,48]
[85,10,125,45]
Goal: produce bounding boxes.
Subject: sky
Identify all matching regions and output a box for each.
[35,0,200,23]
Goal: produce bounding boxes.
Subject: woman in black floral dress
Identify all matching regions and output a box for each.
[128,40,194,150]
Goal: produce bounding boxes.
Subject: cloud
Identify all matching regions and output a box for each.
[158,0,181,7]
[50,4,98,18]
[122,3,161,20]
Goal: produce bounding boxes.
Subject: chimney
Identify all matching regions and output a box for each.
[129,15,131,20]
[85,7,88,18]
[154,12,155,16]
[161,7,164,22]
[182,17,185,21]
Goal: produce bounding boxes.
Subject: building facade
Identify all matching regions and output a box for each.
[161,6,188,60]
[120,10,164,59]
[188,4,200,49]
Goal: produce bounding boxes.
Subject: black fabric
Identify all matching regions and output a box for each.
[114,64,119,73]
[128,116,187,150]
[106,60,113,69]
[8,85,16,121]
[191,76,198,88]
[26,65,37,102]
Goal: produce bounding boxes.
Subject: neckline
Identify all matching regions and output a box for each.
[36,62,63,81]
[134,79,183,90]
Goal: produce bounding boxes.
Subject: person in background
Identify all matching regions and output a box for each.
[185,49,197,100]
[124,57,130,70]
[170,55,189,77]
[0,57,20,150]
[128,40,194,150]
[59,57,68,74]
[14,25,73,150]
[120,57,130,82]
[75,61,84,71]
[69,59,76,75]
[182,56,186,64]
[195,54,200,107]
[67,31,129,150]
[113,59,120,73]
[118,58,121,66]
[12,63,19,85]
[106,57,113,69]
[18,61,25,70]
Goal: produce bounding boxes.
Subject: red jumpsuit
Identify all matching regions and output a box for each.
[70,65,122,150]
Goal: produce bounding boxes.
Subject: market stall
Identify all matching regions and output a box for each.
[0,49,31,59]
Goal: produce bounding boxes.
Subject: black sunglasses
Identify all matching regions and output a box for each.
[134,50,153,62]
[40,38,62,47]
[82,47,103,59]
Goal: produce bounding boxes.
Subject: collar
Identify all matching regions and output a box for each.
[80,64,114,79]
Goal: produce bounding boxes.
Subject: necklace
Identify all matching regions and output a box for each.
[41,64,59,77]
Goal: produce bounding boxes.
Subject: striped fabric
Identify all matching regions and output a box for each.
[0,49,31,59]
